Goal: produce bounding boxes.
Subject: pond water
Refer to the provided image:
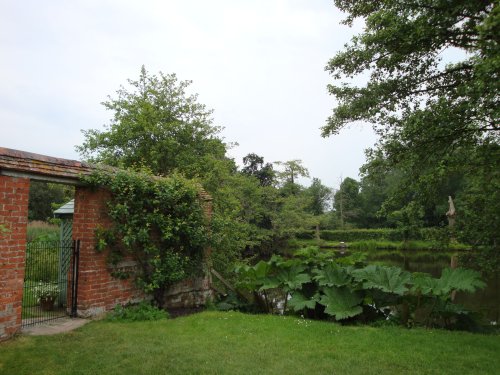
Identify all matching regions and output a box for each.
[361,250,500,323]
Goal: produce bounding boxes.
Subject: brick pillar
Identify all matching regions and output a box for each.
[0,176,29,341]
[72,186,143,317]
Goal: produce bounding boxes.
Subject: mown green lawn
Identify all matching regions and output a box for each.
[1,311,499,375]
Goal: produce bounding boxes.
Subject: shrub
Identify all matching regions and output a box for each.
[296,228,447,243]
[106,302,169,322]
[234,247,486,331]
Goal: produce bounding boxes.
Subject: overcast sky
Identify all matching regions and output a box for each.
[0,0,377,189]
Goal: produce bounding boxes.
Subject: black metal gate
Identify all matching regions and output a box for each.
[22,239,80,327]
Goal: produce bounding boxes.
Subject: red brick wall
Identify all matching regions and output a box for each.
[0,176,29,341]
[1,179,213,340]
[72,187,143,317]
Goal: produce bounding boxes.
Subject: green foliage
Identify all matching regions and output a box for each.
[333,177,361,227]
[318,286,363,320]
[234,247,486,329]
[352,265,411,295]
[455,143,500,250]
[301,228,444,242]
[234,261,273,292]
[324,1,499,261]
[287,291,318,312]
[83,168,209,307]
[241,153,275,187]
[305,178,332,216]
[313,262,350,287]
[77,66,227,180]
[75,67,336,273]
[274,159,309,187]
[28,181,74,221]
[106,301,169,322]
[25,243,59,282]
[412,268,486,297]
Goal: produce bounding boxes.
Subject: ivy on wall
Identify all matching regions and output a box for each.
[83,168,210,307]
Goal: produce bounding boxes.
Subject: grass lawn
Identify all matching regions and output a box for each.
[1,311,499,375]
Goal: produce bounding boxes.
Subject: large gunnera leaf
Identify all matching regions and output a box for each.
[313,262,351,287]
[411,273,437,295]
[235,261,273,291]
[412,268,485,297]
[318,286,363,320]
[352,265,410,295]
[274,264,311,291]
[437,268,486,294]
[288,291,318,311]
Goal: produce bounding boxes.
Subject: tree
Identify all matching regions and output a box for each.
[77,67,269,278]
[77,66,228,180]
[333,177,361,229]
[28,182,74,221]
[241,153,275,187]
[324,1,499,247]
[274,160,310,185]
[323,1,498,144]
[274,160,310,195]
[306,178,332,216]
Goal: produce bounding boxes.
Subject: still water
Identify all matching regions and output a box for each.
[363,250,500,323]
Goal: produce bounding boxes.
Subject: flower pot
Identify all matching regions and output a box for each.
[40,297,56,311]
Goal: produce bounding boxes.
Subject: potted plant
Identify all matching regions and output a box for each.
[33,282,60,311]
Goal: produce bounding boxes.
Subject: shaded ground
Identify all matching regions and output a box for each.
[166,306,204,318]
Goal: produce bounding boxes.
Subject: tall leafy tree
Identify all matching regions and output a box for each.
[77,66,228,180]
[274,160,310,185]
[306,178,332,216]
[241,153,275,187]
[324,1,499,248]
[76,67,260,277]
[333,177,361,228]
[274,159,310,195]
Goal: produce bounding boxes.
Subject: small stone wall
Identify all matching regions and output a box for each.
[164,277,213,309]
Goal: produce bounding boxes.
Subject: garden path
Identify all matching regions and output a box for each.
[22,318,89,336]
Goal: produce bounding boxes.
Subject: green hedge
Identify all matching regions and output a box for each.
[297,228,444,242]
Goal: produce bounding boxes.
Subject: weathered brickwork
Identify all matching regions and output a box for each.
[0,148,214,340]
[72,187,214,316]
[0,176,29,340]
[72,187,144,317]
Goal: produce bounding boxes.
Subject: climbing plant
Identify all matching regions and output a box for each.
[83,168,210,307]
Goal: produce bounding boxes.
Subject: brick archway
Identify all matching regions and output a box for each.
[0,147,212,341]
